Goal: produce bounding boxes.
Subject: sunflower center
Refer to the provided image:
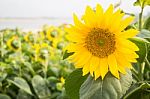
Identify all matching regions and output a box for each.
[11,40,19,49]
[85,28,116,58]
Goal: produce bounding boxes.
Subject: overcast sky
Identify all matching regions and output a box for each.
[0,0,150,18]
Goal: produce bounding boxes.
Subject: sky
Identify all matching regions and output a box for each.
[0,0,150,18]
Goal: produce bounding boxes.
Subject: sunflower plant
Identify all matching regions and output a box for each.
[64,3,150,99]
[0,25,73,99]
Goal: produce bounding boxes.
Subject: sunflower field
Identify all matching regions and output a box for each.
[0,25,74,99]
[0,0,150,99]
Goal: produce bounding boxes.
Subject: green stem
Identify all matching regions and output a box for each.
[44,54,49,79]
[138,62,145,81]
[19,38,23,77]
[139,2,145,31]
[0,32,4,58]
[145,58,150,70]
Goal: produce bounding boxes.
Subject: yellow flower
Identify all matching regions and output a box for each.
[7,36,21,51]
[52,37,64,49]
[32,43,51,62]
[66,4,139,80]
[46,26,62,41]
[24,32,34,44]
[39,31,46,40]
[60,77,65,84]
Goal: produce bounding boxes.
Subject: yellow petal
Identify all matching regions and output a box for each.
[96,4,103,26]
[96,4,103,16]
[94,60,101,80]
[73,50,92,68]
[100,58,108,79]
[115,51,132,68]
[83,6,97,27]
[66,43,83,52]
[82,62,90,76]
[102,4,114,28]
[116,48,139,59]
[104,4,114,17]
[110,15,125,33]
[116,60,126,74]
[117,38,139,51]
[108,54,119,79]
[109,10,124,33]
[119,16,134,31]
[119,29,139,38]
[73,13,87,29]
[89,56,99,76]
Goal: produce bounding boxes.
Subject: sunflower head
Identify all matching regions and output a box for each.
[32,43,51,62]
[46,26,58,40]
[66,4,139,80]
[24,32,34,44]
[7,36,21,51]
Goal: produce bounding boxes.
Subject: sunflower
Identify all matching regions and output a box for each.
[24,32,34,44]
[46,26,62,41]
[32,43,51,62]
[66,4,139,80]
[7,36,21,51]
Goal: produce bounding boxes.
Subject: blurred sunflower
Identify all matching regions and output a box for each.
[66,4,139,80]
[52,37,64,49]
[7,36,21,51]
[39,31,46,40]
[46,26,62,41]
[24,32,34,44]
[32,43,51,62]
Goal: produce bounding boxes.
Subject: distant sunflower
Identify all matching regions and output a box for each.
[24,32,34,44]
[32,43,51,62]
[7,36,20,51]
[66,4,139,80]
[46,26,62,41]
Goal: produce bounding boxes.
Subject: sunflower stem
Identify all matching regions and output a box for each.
[145,58,150,70]
[138,62,145,81]
[44,53,49,79]
[139,2,145,31]
[0,32,4,58]
[19,38,23,77]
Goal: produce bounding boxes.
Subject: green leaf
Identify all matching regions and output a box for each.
[65,69,88,99]
[129,37,149,63]
[79,70,132,99]
[137,29,150,39]
[63,50,74,60]
[134,0,141,6]
[0,94,11,99]
[123,82,150,99]
[134,0,150,7]
[143,16,150,31]
[17,89,32,99]
[32,75,51,99]
[8,77,32,95]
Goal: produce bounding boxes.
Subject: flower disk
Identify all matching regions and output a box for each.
[85,28,116,58]
[66,4,139,80]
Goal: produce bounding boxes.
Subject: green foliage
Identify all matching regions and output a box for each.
[123,83,150,99]
[79,70,132,99]
[137,29,150,39]
[129,37,149,63]
[143,16,150,31]
[17,89,32,99]
[65,69,88,99]
[32,75,51,99]
[8,77,33,95]
[63,50,74,60]
[0,25,74,99]
[134,0,150,7]
[0,94,11,99]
